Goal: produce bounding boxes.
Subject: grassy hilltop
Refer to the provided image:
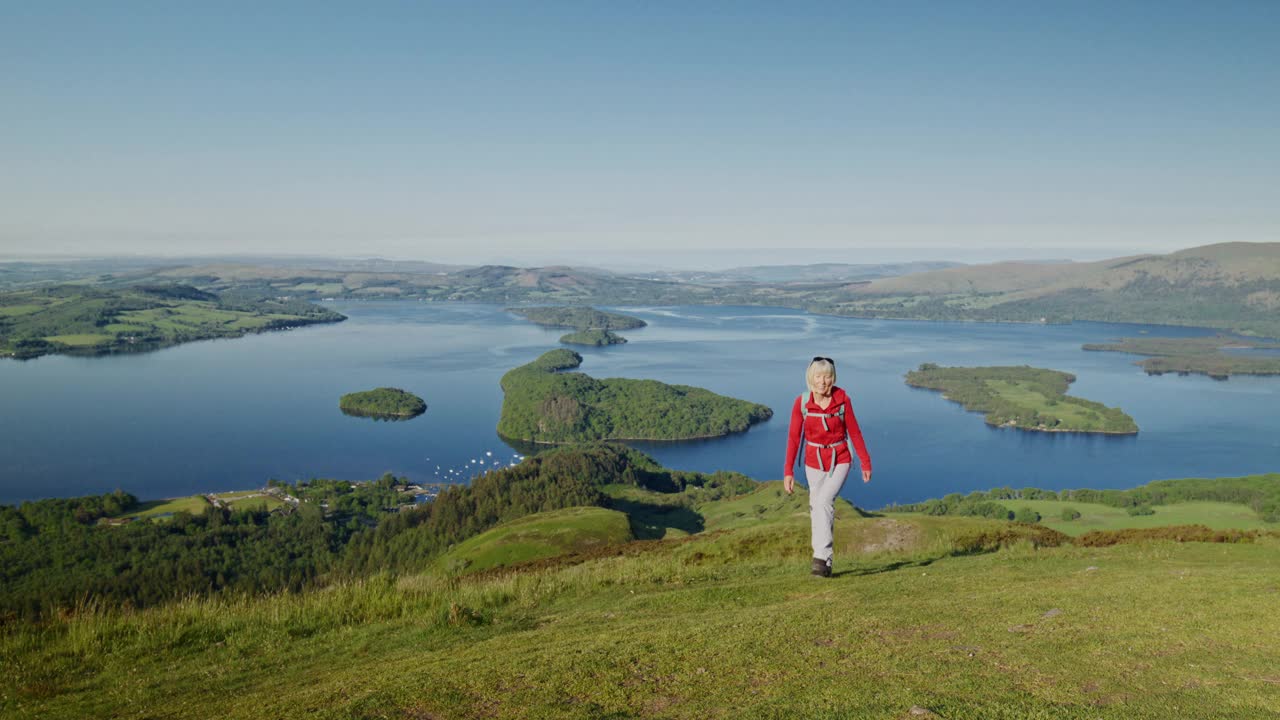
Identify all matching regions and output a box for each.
[5,502,1277,719]
[4,445,1279,718]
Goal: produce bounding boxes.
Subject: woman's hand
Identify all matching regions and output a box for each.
[862,469,872,484]
[784,475,795,495]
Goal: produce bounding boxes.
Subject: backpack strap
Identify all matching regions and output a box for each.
[802,392,844,432]
[800,392,857,472]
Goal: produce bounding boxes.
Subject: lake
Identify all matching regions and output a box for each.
[2,302,1277,509]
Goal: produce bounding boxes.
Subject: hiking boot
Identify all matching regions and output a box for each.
[811,557,832,578]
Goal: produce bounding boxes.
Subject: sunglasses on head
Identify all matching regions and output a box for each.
[811,356,835,365]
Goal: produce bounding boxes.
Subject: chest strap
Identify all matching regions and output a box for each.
[799,393,855,473]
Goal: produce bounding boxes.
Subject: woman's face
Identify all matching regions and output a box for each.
[812,371,834,395]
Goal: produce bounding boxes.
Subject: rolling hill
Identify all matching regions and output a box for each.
[8,241,1280,341]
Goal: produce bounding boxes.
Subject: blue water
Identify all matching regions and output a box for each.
[2,302,1277,508]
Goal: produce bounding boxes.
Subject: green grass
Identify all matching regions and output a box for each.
[986,379,1115,429]
[288,283,345,295]
[7,489,1279,719]
[117,303,255,331]
[208,490,284,511]
[99,323,151,334]
[42,334,112,346]
[695,480,823,530]
[113,495,210,520]
[101,490,288,521]
[994,499,1272,536]
[0,304,43,317]
[436,506,633,574]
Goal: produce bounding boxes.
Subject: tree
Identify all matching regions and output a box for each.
[1014,507,1041,523]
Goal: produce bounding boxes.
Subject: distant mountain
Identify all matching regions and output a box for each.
[720,261,966,283]
[9,242,1279,338]
[633,261,964,284]
[832,242,1280,337]
[859,243,1280,297]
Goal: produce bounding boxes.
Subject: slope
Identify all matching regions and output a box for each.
[7,490,1277,720]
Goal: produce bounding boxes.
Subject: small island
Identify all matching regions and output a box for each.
[497,349,772,443]
[1083,335,1280,380]
[339,387,427,419]
[905,364,1138,434]
[559,329,627,346]
[509,305,647,346]
[508,306,647,331]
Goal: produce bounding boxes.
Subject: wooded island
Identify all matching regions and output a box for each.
[508,306,647,331]
[1083,335,1280,379]
[509,306,645,346]
[905,364,1138,434]
[559,329,627,346]
[339,388,427,419]
[497,349,772,442]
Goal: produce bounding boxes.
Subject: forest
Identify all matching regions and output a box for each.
[0,444,752,620]
[497,350,773,442]
[338,387,427,418]
[904,363,1138,434]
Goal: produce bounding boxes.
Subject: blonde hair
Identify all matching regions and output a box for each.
[806,358,836,393]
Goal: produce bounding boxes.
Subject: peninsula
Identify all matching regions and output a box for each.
[339,387,427,419]
[905,364,1138,434]
[0,284,345,360]
[1083,335,1280,379]
[497,349,772,442]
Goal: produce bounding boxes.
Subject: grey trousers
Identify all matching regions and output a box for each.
[805,463,850,563]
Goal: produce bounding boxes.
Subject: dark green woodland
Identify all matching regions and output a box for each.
[497,350,773,443]
[339,387,427,418]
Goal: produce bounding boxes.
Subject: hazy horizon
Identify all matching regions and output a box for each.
[0,242,1183,273]
[3,4,1276,261]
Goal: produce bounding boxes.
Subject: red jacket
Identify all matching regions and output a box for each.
[784,387,872,475]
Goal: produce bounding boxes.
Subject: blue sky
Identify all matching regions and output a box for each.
[2,2,1276,267]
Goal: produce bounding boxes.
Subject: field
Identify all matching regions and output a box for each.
[0,304,44,317]
[984,379,1118,430]
[989,499,1272,536]
[112,491,285,519]
[212,490,285,511]
[8,481,1279,719]
[42,334,114,346]
[116,495,211,520]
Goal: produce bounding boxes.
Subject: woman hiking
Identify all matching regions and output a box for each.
[783,356,873,577]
